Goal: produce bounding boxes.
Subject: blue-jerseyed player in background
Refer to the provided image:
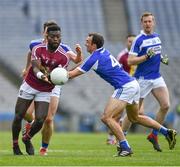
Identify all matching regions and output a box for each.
[122,12,171,152]
[68,32,177,157]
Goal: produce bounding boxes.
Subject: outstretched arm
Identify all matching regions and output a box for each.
[68,67,84,79]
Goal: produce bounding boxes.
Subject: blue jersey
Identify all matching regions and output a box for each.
[78,47,134,89]
[29,38,72,52]
[130,31,161,79]
[29,38,44,51]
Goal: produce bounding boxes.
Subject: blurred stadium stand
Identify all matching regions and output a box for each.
[0,0,179,132]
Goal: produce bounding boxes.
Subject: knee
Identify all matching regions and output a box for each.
[44,117,53,125]
[128,115,138,124]
[161,103,170,112]
[35,118,45,126]
[139,110,144,115]
[101,114,110,124]
[14,113,24,122]
[138,106,145,115]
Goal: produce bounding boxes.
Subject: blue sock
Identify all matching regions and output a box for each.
[119,140,130,149]
[152,129,158,136]
[159,126,168,136]
[42,142,48,149]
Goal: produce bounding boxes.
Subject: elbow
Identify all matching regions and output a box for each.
[76,59,83,64]
[74,58,82,64]
[74,60,78,64]
[127,59,133,66]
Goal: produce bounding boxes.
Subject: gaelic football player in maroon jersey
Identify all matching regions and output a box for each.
[12,25,82,155]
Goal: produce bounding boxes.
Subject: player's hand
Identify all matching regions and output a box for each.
[36,69,52,84]
[75,44,83,63]
[146,48,155,59]
[40,65,50,76]
[40,65,51,80]
[161,54,169,65]
[75,44,82,55]
[41,74,52,84]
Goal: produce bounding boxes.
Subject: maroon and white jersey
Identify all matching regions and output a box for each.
[117,48,136,76]
[25,43,69,92]
[117,48,129,73]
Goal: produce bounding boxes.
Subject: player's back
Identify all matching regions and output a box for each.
[84,48,134,89]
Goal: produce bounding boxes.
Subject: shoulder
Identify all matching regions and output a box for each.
[135,33,144,42]
[131,34,144,48]
[60,43,72,52]
[85,49,102,63]
[32,43,46,53]
[93,48,108,59]
[153,32,160,37]
[96,47,109,55]
[117,48,128,61]
[29,38,44,51]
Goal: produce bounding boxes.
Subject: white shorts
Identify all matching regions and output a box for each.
[112,80,140,104]
[138,76,167,98]
[18,82,60,102]
[51,85,62,98]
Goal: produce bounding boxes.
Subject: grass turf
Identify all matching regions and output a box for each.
[0,131,179,166]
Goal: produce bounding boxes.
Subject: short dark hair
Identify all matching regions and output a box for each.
[88,32,104,49]
[47,25,61,33]
[43,20,58,31]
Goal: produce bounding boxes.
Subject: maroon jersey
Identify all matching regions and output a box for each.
[25,43,69,92]
[117,48,136,76]
[117,48,130,73]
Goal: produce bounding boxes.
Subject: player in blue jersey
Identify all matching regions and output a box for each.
[122,12,171,152]
[68,32,177,156]
[106,34,136,145]
[20,21,83,156]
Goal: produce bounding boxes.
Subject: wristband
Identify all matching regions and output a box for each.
[36,71,44,79]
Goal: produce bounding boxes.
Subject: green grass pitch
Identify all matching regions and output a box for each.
[0,131,179,166]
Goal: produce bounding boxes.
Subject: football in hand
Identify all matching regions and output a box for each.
[50,67,69,85]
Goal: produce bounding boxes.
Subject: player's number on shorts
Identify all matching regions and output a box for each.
[110,55,120,67]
